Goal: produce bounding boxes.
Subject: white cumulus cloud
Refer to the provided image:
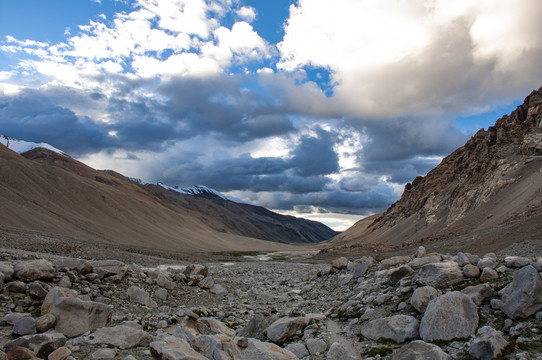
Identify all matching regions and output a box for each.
[278,0,542,118]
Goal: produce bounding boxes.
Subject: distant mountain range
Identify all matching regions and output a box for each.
[325,86,542,256]
[0,139,338,254]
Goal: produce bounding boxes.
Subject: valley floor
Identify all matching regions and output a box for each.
[1,227,542,359]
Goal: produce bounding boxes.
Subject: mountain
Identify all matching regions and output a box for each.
[325,86,542,256]
[0,143,337,255]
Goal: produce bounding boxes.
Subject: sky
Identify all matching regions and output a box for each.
[1,0,541,231]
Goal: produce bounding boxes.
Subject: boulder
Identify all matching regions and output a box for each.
[2,313,31,325]
[380,256,411,269]
[391,340,451,360]
[419,291,479,342]
[184,264,208,279]
[361,315,419,343]
[47,347,71,360]
[469,326,508,360]
[41,287,78,315]
[480,267,498,282]
[90,260,128,282]
[264,316,310,344]
[84,325,153,349]
[6,347,39,360]
[49,297,112,338]
[155,272,176,290]
[389,265,414,285]
[127,285,158,308]
[504,256,531,268]
[462,264,480,278]
[52,257,93,275]
[198,277,214,289]
[240,338,299,360]
[35,313,56,333]
[461,283,494,306]
[237,314,273,341]
[409,255,442,269]
[416,262,464,289]
[498,265,542,319]
[150,336,207,360]
[0,261,15,281]
[13,260,55,282]
[285,343,309,358]
[13,317,36,336]
[352,262,369,278]
[477,257,497,270]
[416,246,426,258]
[305,338,327,355]
[326,342,354,360]
[6,281,27,293]
[27,281,51,300]
[331,257,348,269]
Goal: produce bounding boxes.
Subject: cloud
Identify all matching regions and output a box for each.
[278,0,542,117]
[0,90,111,154]
[236,6,257,23]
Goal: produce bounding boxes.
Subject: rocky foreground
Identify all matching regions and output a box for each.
[1,247,542,359]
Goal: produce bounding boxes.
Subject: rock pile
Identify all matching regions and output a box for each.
[0,248,541,359]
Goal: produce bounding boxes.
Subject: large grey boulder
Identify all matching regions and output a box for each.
[391,340,451,360]
[90,260,128,281]
[13,316,37,336]
[237,314,273,341]
[0,261,14,281]
[331,257,348,269]
[469,326,508,360]
[150,337,207,360]
[353,262,369,278]
[410,286,438,313]
[326,342,354,360]
[84,325,153,349]
[389,265,414,285]
[127,285,158,308]
[49,297,112,338]
[416,262,464,289]
[504,256,531,268]
[41,287,78,315]
[498,265,542,319]
[239,338,299,359]
[409,255,442,269]
[461,283,494,306]
[13,259,55,282]
[361,315,419,343]
[380,256,411,269]
[264,316,310,344]
[53,257,93,275]
[419,291,479,342]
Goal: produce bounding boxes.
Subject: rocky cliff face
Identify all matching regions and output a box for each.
[327,86,542,254]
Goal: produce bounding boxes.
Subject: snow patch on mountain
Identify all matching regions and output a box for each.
[0,135,65,155]
[158,183,249,204]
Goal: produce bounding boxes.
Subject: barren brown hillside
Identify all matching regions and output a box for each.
[0,145,333,254]
[324,86,542,256]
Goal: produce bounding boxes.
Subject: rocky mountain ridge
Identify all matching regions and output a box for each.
[327,86,542,255]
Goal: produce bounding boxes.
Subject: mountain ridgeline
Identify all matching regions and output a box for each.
[327,86,542,255]
[0,145,337,254]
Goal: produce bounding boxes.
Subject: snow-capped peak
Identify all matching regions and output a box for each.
[0,135,65,155]
[157,183,248,204]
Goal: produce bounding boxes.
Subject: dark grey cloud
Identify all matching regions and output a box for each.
[0,90,111,155]
[290,129,339,177]
[358,117,468,162]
